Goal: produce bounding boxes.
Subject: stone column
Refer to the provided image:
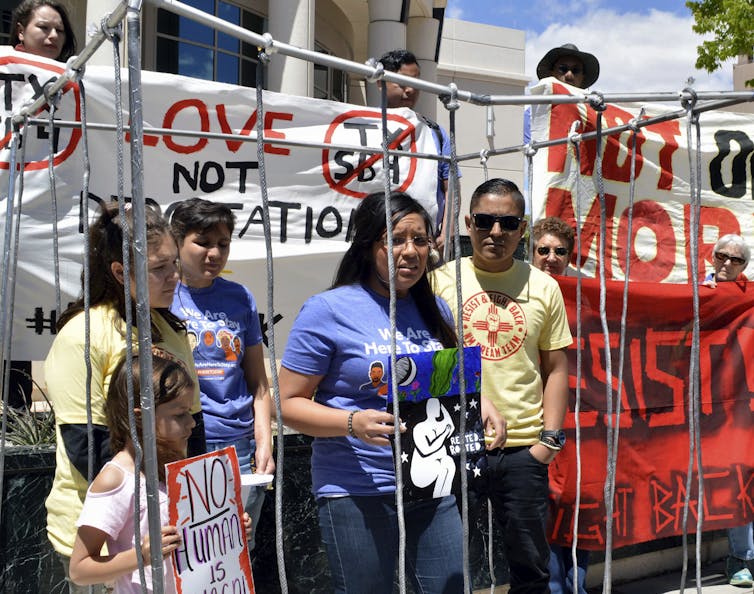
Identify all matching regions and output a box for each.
[407,15,440,120]
[365,0,408,107]
[85,0,124,66]
[268,0,315,96]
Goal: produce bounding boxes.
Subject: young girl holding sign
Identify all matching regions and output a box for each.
[69,353,252,593]
[67,352,192,592]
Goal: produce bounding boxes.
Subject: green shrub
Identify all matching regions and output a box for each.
[2,370,55,447]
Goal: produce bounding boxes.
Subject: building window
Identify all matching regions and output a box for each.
[155,0,264,88]
[0,8,12,47]
[314,44,348,102]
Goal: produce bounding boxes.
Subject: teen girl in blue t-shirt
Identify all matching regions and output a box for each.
[170,198,274,551]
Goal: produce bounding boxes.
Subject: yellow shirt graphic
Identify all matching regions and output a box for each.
[432,257,572,446]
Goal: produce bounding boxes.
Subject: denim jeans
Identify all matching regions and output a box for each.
[207,437,266,551]
[468,446,550,594]
[548,544,589,594]
[728,523,754,561]
[317,494,464,594]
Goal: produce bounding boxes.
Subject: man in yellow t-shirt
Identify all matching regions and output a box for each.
[432,178,572,594]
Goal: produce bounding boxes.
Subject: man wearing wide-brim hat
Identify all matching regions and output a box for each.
[533,45,599,592]
[536,43,600,89]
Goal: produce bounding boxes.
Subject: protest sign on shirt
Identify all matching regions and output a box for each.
[165,447,254,594]
[387,346,487,501]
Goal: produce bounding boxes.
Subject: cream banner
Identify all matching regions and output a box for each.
[530,78,754,284]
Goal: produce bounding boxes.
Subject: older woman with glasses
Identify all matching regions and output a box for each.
[532,217,575,277]
[703,233,753,585]
[703,233,750,289]
[530,216,588,594]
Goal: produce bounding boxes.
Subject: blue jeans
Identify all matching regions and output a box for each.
[729,523,754,560]
[548,545,589,594]
[207,437,266,551]
[468,446,550,594]
[318,494,464,594]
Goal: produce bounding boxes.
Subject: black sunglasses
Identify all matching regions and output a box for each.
[714,251,746,266]
[556,64,583,76]
[472,213,522,231]
[536,246,569,257]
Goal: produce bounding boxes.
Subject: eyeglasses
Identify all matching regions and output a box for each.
[555,64,583,76]
[714,251,746,266]
[536,246,569,257]
[382,235,432,249]
[472,213,523,231]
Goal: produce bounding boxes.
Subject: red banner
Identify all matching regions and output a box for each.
[548,276,754,550]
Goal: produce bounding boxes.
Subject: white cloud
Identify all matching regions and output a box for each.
[525,9,734,95]
[446,6,464,20]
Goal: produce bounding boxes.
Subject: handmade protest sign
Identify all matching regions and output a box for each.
[165,446,254,594]
[387,346,486,501]
[529,78,754,283]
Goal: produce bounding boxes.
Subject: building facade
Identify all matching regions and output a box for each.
[732,53,754,114]
[9,0,528,206]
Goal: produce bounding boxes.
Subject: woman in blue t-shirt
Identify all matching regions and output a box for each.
[279,191,505,593]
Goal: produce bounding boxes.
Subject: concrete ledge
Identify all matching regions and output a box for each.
[587,535,728,589]
[471,536,728,594]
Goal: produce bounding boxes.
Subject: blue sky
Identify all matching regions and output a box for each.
[445,0,734,93]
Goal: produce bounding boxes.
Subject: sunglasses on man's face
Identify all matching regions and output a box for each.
[472,213,522,231]
[555,64,583,76]
[714,251,746,266]
[536,246,569,257]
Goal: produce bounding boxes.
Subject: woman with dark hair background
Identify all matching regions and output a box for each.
[532,216,575,277]
[10,0,76,62]
[279,191,505,593]
[3,0,77,409]
[531,216,588,594]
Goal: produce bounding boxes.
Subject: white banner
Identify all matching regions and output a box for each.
[0,48,438,359]
[530,78,754,284]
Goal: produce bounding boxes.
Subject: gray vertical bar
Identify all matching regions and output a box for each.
[126,1,165,591]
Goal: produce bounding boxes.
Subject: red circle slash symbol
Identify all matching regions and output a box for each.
[322,110,418,199]
[0,54,81,171]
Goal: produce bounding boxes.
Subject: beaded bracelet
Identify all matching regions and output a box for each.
[347,410,357,438]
